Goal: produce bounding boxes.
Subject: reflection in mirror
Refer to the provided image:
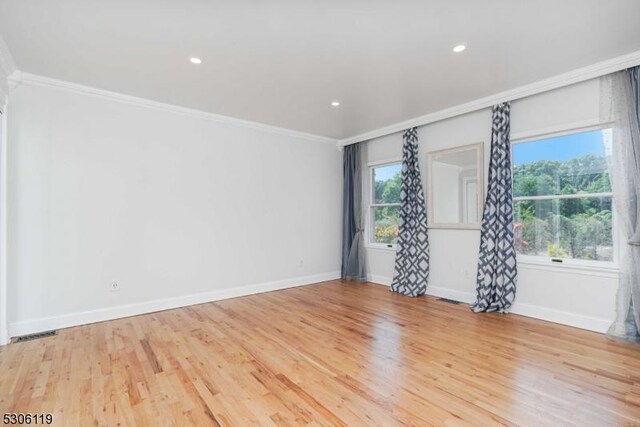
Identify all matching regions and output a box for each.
[428,143,483,228]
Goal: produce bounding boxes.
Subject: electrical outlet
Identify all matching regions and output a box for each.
[110,282,120,292]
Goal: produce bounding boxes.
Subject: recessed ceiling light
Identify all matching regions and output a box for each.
[190,57,202,64]
[331,101,340,107]
[453,44,466,53]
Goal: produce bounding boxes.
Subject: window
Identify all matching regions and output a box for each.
[369,162,402,246]
[512,128,614,264]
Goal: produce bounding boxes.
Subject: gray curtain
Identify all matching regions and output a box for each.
[603,67,640,341]
[390,127,430,297]
[341,143,366,281]
[472,102,517,313]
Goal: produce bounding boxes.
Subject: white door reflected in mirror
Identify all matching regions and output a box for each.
[428,143,483,229]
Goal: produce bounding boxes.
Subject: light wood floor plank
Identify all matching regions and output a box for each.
[1,280,639,426]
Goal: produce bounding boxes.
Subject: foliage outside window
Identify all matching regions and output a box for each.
[370,163,402,245]
[512,129,614,263]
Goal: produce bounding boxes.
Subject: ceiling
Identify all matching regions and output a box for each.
[1,0,640,140]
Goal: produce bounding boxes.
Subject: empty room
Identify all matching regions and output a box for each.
[1,1,640,425]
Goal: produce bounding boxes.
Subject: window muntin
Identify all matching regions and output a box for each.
[512,128,614,263]
[370,162,402,245]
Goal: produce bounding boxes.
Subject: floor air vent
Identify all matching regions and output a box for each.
[14,330,58,343]
[437,298,462,305]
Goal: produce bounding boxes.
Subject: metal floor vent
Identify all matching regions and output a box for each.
[437,298,462,305]
[14,330,58,343]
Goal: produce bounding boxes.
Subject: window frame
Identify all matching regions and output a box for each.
[511,124,618,269]
[366,158,402,251]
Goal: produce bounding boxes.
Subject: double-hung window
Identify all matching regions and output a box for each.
[369,162,402,248]
[512,128,615,265]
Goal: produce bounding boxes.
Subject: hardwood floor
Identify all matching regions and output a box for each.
[1,281,640,426]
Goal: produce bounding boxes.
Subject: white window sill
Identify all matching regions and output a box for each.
[363,248,619,277]
[366,244,397,252]
[517,256,619,278]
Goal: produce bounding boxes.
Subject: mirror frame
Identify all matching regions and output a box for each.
[427,142,484,230]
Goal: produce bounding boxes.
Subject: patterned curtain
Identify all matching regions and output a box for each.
[390,127,430,297]
[472,103,517,313]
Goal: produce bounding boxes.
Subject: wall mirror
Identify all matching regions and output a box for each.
[427,143,484,229]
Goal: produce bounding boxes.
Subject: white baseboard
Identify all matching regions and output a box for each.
[424,285,476,304]
[367,275,610,333]
[9,271,340,338]
[367,274,392,286]
[510,301,611,333]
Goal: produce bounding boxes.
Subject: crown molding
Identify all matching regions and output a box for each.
[7,49,640,146]
[9,72,338,145]
[339,50,640,146]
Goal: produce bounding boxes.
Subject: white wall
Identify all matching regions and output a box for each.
[7,82,342,336]
[0,36,14,345]
[365,78,619,333]
[0,106,7,344]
